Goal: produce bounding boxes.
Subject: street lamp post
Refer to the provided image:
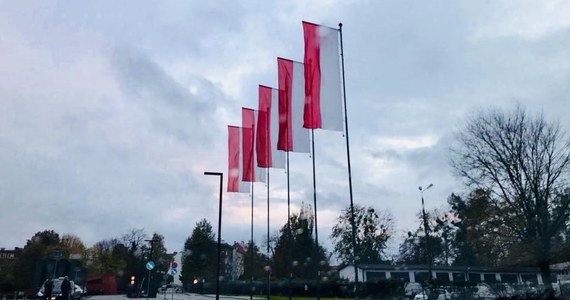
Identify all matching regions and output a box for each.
[419,184,434,281]
[204,171,223,300]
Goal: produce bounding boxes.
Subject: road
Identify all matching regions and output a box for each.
[88,294,260,300]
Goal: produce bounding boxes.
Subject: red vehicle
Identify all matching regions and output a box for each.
[85,274,117,295]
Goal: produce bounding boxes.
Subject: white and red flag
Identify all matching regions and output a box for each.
[242,107,267,183]
[302,21,343,131]
[227,125,251,193]
[257,85,285,169]
[277,58,310,153]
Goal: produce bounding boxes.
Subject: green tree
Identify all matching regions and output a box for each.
[61,234,86,257]
[448,190,513,267]
[399,231,443,265]
[148,233,170,277]
[398,211,445,265]
[241,241,267,281]
[551,210,570,263]
[11,230,61,290]
[86,238,126,275]
[84,229,151,293]
[181,219,216,284]
[0,256,16,293]
[451,106,570,287]
[331,204,393,265]
[120,228,148,284]
[272,204,328,280]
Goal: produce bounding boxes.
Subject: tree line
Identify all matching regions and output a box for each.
[398,105,570,291]
[0,229,171,294]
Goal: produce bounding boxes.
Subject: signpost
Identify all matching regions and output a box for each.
[51,251,62,277]
[73,267,81,282]
[145,261,155,300]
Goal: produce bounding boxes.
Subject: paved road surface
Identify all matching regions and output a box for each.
[89,294,261,300]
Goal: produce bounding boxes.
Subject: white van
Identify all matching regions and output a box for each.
[37,277,82,300]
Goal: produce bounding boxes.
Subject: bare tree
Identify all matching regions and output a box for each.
[121,228,147,254]
[61,234,86,256]
[93,238,121,254]
[451,105,570,288]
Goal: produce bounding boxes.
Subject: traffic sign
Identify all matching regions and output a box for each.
[146,261,155,271]
[170,269,177,275]
[171,262,178,269]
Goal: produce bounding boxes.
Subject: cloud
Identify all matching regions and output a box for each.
[465,0,570,41]
[111,46,218,144]
[1,1,570,260]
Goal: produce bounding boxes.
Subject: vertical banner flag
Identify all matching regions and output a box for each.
[257,85,285,169]
[277,58,310,153]
[242,108,267,183]
[302,21,343,131]
[227,126,251,193]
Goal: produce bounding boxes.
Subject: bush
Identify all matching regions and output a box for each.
[354,279,406,298]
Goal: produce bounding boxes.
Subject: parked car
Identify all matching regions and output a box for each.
[37,278,81,300]
[405,282,424,298]
[413,289,451,300]
[72,284,83,299]
[159,284,183,293]
[475,283,496,300]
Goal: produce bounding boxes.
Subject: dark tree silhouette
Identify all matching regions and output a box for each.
[331,204,393,265]
[451,105,570,288]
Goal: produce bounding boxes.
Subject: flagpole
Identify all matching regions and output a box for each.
[339,22,359,287]
[266,169,271,299]
[250,181,254,300]
[286,151,292,300]
[310,129,321,300]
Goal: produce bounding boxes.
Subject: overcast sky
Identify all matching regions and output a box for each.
[1,1,569,260]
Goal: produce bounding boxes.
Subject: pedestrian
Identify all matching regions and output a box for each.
[61,276,71,300]
[43,278,54,300]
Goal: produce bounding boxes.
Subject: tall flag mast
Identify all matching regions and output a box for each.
[242,107,266,300]
[277,57,310,300]
[256,85,285,299]
[302,21,358,295]
[337,22,359,286]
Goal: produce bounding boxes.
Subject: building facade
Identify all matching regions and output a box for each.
[339,264,544,285]
[0,247,22,260]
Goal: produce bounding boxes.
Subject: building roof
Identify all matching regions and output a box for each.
[341,264,541,274]
[233,242,246,254]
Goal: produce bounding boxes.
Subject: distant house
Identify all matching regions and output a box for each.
[338,264,544,285]
[221,242,245,280]
[0,247,22,260]
[170,252,183,285]
[179,241,246,283]
[550,262,570,281]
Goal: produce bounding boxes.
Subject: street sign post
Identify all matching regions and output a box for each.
[51,251,62,277]
[145,261,155,300]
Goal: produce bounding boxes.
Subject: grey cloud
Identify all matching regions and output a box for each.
[2,1,570,257]
[370,149,403,161]
[111,46,218,144]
